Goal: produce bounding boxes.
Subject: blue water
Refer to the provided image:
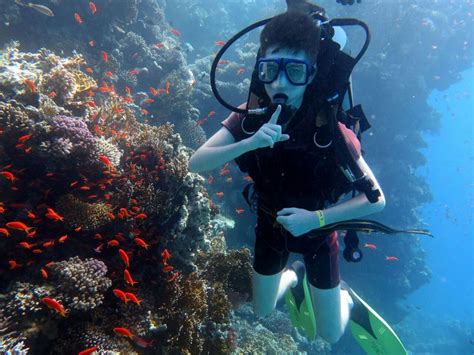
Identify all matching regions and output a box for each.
[410,67,473,326]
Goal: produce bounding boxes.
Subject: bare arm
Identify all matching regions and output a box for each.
[188,127,252,173]
[320,156,386,225]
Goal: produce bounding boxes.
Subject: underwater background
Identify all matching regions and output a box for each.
[0,0,472,354]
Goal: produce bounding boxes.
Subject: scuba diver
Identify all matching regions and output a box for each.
[189,0,426,353]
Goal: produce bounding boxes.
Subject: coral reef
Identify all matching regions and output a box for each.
[56,194,113,231]
[47,257,112,312]
[47,114,97,161]
[0,307,29,354]
[0,100,33,132]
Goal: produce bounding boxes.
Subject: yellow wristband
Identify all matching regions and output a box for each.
[315,210,325,227]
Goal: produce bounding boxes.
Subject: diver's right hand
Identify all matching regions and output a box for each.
[245,105,290,151]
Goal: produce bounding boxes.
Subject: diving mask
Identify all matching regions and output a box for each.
[257,57,317,85]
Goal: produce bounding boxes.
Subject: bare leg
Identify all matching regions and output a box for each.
[252,267,297,317]
[309,283,354,344]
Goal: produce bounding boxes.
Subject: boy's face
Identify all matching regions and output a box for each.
[263,46,316,110]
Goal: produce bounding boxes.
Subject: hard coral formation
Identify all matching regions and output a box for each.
[48,257,112,312]
[95,136,123,167]
[0,100,33,132]
[0,307,29,354]
[56,324,137,355]
[47,115,97,161]
[56,194,112,231]
[4,281,53,317]
[196,248,253,309]
[0,41,95,106]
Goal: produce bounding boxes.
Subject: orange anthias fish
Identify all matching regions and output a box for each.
[89,1,97,14]
[170,28,181,37]
[74,13,83,24]
[0,228,10,237]
[215,192,224,198]
[214,40,226,46]
[101,51,108,62]
[134,238,150,250]
[42,297,68,317]
[386,256,399,261]
[163,265,173,273]
[124,269,138,286]
[235,208,245,214]
[9,260,22,269]
[124,292,142,306]
[78,346,98,355]
[19,241,36,249]
[113,289,128,303]
[1,171,17,182]
[107,239,119,247]
[114,327,134,339]
[45,208,64,222]
[219,168,230,176]
[161,248,171,264]
[118,249,130,267]
[17,133,33,143]
[364,243,377,250]
[99,154,113,168]
[165,81,170,94]
[6,221,33,234]
[24,79,37,92]
[167,271,181,283]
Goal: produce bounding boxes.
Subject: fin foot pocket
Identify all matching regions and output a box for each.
[285,261,317,340]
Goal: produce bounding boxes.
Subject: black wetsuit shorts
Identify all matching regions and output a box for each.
[253,208,340,289]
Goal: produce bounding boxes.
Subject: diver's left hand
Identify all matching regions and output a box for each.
[276,207,321,237]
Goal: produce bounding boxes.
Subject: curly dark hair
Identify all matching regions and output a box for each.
[260,11,321,63]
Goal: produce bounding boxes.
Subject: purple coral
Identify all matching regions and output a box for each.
[49,115,97,157]
[48,256,112,312]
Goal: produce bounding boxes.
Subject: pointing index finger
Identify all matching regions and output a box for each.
[268,105,281,125]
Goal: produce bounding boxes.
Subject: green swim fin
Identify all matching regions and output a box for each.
[342,281,408,355]
[284,261,317,341]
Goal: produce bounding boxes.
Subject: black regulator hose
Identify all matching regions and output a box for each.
[210,17,370,115]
